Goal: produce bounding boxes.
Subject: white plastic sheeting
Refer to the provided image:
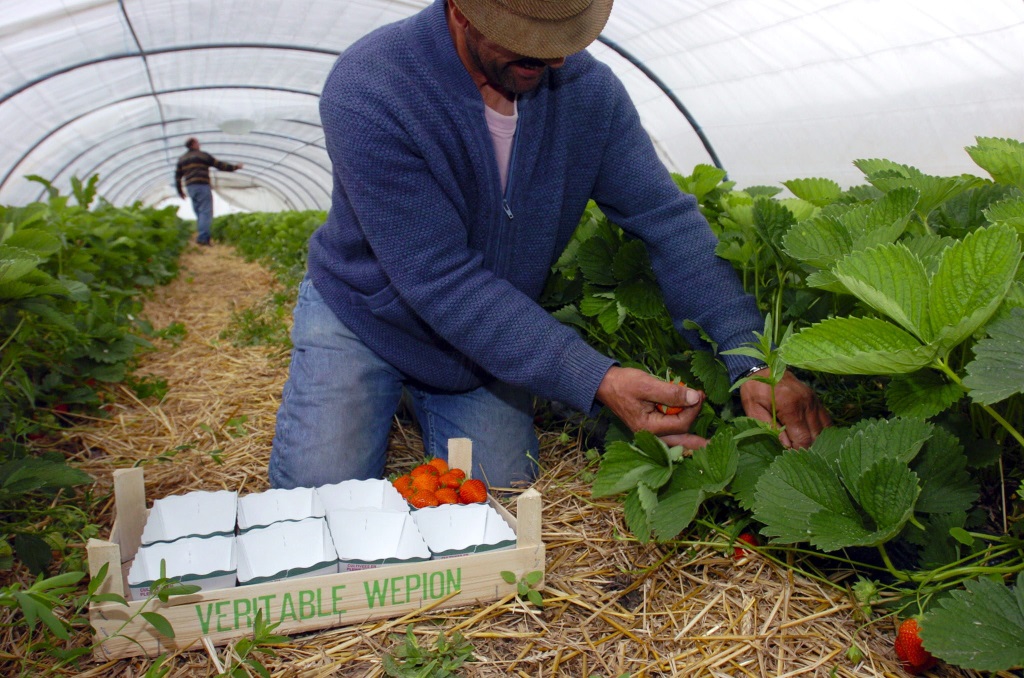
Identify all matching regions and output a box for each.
[1,0,1022,210]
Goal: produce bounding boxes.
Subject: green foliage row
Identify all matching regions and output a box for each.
[1,177,192,573]
[558,137,1024,671]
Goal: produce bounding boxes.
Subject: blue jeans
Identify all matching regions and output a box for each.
[269,277,540,489]
[186,183,213,244]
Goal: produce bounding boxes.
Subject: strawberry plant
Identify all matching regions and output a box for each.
[564,137,1024,674]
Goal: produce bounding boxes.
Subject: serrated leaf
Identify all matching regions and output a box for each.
[780,317,934,374]
[730,420,784,511]
[782,215,852,268]
[782,177,842,207]
[597,300,625,334]
[622,487,651,542]
[752,197,796,253]
[928,223,1021,351]
[832,243,930,338]
[985,196,1024,233]
[615,279,666,320]
[843,187,918,249]
[966,136,1024,191]
[592,441,672,498]
[912,426,977,514]
[963,306,1024,404]
[3,228,62,256]
[576,236,618,286]
[849,459,920,539]
[920,572,1024,671]
[650,486,705,540]
[688,350,730,405]
[885,371,964,418]
[610,239,649,282]
[837,418,933,485]
[752,449,860,545]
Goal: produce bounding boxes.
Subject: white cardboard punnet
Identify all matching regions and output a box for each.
[140,490,238,545]
[326,509,431,572]
[127,535,236,600]
[412,503,517,558]
[236,517,338,585]
[315,478,408,513]
[236,486,325,532]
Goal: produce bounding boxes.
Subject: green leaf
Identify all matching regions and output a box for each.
[843,186,918,249]
[985,196,1024,233]
[593,439,675,497]
[615,279,666,320]
[576,236,618,286]
[837,417,933,482]
[141,611,176,638]
[966,136,1024,191]
[688,350,730,405]
[831,243,930,338]
[920,572,1024,671]
[781,177,842,207]
[782,215,852,268]
[780,317,934,375]
[622,487,652,543]
[928,223,1021,352]
[963,306,1024,405]
[500,571,516,585]
[847,459,920,541]
[752,449,860,546]
[885,371,963,419]
[911,427,977,515]
[730,419,785,511]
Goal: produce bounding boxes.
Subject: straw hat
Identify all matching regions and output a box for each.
[452,0,614,59]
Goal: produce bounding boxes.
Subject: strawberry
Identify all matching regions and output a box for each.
[894,617,936,674]
[655,403,683,415]
[427,457,449,474]
[411,463,439,478]
[411,473,441,494]
[391,474,414,499]
[435,487,459,505]
[408,489,439,509]
[458,478,487,504]
[438,468,466,489]
[733,532,759,560]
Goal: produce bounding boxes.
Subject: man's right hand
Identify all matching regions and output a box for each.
[595,366,707,450]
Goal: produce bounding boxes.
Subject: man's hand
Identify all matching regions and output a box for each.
[739,368,831,449]
[596,366,707,450]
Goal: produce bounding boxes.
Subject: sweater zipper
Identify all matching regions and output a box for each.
[501,105,522,220]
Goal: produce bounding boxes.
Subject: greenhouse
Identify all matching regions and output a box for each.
[1,0,1023,676]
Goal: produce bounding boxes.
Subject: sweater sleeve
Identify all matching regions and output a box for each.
[590,78,766,382]
[322,105,615,412]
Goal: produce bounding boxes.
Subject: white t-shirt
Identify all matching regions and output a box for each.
[484,99,518,191]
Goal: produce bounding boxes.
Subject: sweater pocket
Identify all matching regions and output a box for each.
[357,283,441,346]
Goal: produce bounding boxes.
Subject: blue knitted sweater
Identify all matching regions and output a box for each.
[307,0,764,414]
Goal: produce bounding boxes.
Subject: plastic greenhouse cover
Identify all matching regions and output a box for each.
[1,0,1022,211]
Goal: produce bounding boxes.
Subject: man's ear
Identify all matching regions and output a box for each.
[448,0,469,29]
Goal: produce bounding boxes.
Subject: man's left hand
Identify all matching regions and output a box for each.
[739,368,831,449]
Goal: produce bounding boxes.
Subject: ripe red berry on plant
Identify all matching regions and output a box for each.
[894,617,937,674]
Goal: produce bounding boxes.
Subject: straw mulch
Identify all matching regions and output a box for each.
[54,242,989,677]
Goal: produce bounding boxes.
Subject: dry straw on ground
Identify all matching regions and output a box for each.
[46,243,994,676]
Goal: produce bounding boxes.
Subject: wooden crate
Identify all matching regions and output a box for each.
[86,438,545,660]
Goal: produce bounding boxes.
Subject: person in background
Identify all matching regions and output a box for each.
[174,137,243,246]
[268,0,831,491]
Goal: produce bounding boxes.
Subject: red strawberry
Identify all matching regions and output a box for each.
[438,468,466,489]
[458,478,487,504]
[427,457,449,474]
[435,487,459,505]
[408,489,439,509]
[655,403,684,415]
[733,532,759,560]
[894,617,936,674]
